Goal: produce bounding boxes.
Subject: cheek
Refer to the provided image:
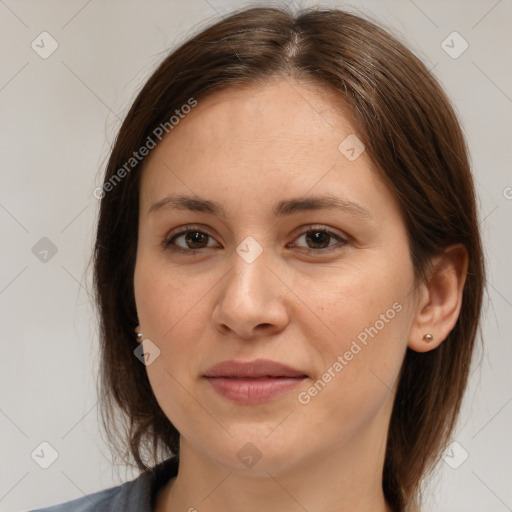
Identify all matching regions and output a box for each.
[133,253,215,380]
[295,254,413,415]
[134,256,212,433]
[303,251,412,350]
[134,253,200,336]
[295,310,409,449]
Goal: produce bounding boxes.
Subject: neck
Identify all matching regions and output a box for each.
[155,419,393,512]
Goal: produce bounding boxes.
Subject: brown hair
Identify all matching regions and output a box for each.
[93,6,484,511]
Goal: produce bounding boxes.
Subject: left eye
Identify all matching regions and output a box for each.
[289,228,347,252]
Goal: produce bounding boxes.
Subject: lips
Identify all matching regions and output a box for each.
[204,359,308,405]
[204,359,307,378]
[206,377,304,405]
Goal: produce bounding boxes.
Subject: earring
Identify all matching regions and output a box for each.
[135,325,143,341]
[423,333,434,342]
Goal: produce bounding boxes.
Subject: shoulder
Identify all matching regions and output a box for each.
[26,482,126,512]
[27,457,179,512]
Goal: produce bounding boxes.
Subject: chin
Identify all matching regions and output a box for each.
[197,425,308,477]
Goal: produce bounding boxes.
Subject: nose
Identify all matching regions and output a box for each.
[212,248,290,340]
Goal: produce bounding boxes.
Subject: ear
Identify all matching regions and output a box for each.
[408,244,468,353]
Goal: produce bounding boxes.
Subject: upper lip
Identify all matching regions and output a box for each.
[204,359,308,378]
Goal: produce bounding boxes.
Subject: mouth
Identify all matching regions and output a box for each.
[203,359,308,405]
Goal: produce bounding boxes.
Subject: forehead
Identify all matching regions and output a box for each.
[139,79,393,221]
[159,79,357,151]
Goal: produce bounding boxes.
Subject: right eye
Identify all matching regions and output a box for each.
[163,225,220,254]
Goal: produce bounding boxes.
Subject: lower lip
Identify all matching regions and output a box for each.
[205,376,306,405]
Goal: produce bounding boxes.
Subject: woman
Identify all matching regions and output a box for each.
[32,5,484,512]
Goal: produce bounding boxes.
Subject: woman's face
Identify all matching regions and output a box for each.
[134,79,419,476]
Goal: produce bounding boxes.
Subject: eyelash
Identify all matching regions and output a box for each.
[162,224,348,255]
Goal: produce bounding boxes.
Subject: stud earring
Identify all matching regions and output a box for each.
[423,333,434,342]
[135,325,143,341]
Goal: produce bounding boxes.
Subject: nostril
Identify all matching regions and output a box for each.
[255,323,273,333]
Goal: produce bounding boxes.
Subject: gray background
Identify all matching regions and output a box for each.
[1,0,511,511]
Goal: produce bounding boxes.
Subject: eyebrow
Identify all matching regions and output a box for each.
[147,193,373,220]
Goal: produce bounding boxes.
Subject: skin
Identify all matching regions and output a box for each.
[133,79,467,512]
